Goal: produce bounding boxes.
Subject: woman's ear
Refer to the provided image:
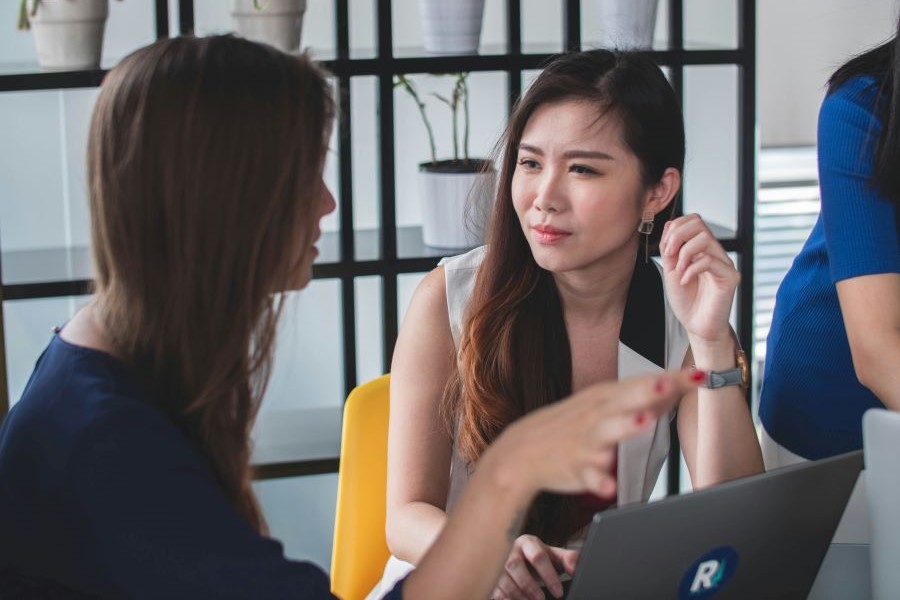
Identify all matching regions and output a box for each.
[644,167,681,216]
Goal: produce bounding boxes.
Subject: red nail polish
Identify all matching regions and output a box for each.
[690,369,706,383]
[654,378,668,394]
[635,412,647,426]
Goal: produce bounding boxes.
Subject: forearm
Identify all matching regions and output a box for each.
[853,330,900,411]
[386,501,448,565]
[403,449,535,600]
[690,340,763,488]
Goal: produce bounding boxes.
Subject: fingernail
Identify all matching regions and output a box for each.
[552,585,563,597]
[654,378,670,394]
[635,411,648,426]
[690,369,706,383]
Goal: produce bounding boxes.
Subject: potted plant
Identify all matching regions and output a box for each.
[396,72,494,250]
[17,0,116,70]
[594,0,661,49]
[418,0,486,55]
[231,0,306,54]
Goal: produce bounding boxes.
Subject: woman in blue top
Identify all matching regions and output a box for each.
[0,35,701,599]
[759,17,900,464]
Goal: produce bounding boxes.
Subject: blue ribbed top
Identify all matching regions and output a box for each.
[759,75,900,460]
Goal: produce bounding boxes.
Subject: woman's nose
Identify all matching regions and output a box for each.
[533,174,563,214]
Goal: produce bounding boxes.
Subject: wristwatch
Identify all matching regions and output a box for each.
[702,348,749,390]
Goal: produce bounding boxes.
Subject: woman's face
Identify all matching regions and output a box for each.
[511,99,653,275]
[292,176,336,289]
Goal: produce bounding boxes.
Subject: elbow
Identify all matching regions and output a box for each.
[384,508,402,557]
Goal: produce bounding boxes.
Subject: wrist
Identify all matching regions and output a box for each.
[479,435,540,507]
[689,335,737,371]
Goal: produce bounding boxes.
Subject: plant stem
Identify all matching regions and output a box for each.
[396,75,437,165]
[461,73,470,165]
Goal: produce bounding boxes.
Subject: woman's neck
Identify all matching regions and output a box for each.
[59,298,122,360]
[552,247,638,328]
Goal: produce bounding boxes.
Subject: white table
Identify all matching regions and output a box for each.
[808,544,871,600]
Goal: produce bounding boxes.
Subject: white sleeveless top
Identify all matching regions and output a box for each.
[368,246,690,599]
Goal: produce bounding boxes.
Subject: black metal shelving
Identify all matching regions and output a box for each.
[0,0,756,489]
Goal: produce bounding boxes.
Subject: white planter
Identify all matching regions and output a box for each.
[231,0,306,53]
[595,0,661,49]
[418,0,485,55]
[27,0,109,70]
[419,161,494,249]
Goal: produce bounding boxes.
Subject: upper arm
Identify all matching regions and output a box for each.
[387,267,456,516]
[836,273,900,367]
[68,407,333,599]
[818,85,900,284]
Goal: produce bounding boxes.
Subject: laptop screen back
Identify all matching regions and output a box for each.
[567,450,863,600]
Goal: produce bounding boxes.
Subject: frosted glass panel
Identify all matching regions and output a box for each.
[3,296,90,406]
[263,282,344,412]
[351,77,379,237]
[522,0,562,53]
[683,66,739,233]
[397,272,427,328]
[253,473,338,569]
[684,0,738,50]
[355,276,384,384]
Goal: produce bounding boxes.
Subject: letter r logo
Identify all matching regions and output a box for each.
[689,559,720,592]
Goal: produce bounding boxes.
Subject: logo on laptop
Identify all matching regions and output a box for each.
[677,546,739,598]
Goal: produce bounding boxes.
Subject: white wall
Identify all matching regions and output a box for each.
[758,0,898,147]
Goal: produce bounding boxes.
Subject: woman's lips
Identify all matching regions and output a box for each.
[533,225,571,244]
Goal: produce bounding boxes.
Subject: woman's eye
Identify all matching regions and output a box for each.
[517,158,539,169]
[570,164,597,175]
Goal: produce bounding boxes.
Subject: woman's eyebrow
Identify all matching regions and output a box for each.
[517,143,614,160]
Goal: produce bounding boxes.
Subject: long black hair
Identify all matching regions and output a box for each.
[828,13,900,205]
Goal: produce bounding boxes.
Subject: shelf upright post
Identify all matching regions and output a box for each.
[737,0,757,405]
[563,0,581,52]
[335,0,358,397]
[506,0,522,113]
[375,0,399,372]
[666,0,686,498]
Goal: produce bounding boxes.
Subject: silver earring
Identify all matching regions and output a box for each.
[638,211,654,263]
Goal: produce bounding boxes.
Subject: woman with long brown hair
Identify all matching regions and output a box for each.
[0,36,701,599]
[380,50,764,600]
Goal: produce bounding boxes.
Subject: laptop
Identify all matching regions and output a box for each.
[864,409,900,599]
[564,450,863,600]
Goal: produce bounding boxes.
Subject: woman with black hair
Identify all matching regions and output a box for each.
[760,16,900,466]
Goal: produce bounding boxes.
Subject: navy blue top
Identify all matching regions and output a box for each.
[0,334,404,599]
[759,75,900,460]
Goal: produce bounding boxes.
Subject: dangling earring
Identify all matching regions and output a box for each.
[637,211,654,263]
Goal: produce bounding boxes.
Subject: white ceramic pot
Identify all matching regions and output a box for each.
[595,0,661,49]
[231,0,306,53]
[419,160,494,249]
[27,0,109,70]
[418,0,485,55]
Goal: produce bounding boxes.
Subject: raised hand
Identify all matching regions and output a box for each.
[658,214,739,345]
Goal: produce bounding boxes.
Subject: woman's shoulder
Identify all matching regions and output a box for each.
[822,74,883,122]
[438,245,487,273]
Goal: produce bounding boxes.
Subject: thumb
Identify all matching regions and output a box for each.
[547,547,580,576]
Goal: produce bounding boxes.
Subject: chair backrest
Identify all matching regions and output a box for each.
[863,408,900,599]
[331,374,391,600]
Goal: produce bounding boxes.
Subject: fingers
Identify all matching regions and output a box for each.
[520,536,564,598]
[547,546,580,577]
[660,214,731,274]
[677,252,740,287]
[576,368,702,420]
[501,552,544,600]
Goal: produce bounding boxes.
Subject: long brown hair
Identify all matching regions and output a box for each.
[446,50,685,544]
[87,35,334,531]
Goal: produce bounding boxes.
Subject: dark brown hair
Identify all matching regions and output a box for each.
[446,50,685,545]
[88,35,334,531]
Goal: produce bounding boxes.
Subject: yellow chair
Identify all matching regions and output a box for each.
[331,374,391,600]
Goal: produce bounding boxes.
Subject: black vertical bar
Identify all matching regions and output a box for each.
[507,0,522,112]
[562,0,581,52]
[0,281,8,422]
[155,0,170,39]
[376,0,399,366]
[336,0,357,396]
[737,0,756,399]
[179,0,194,35]
[666,0,685,498]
